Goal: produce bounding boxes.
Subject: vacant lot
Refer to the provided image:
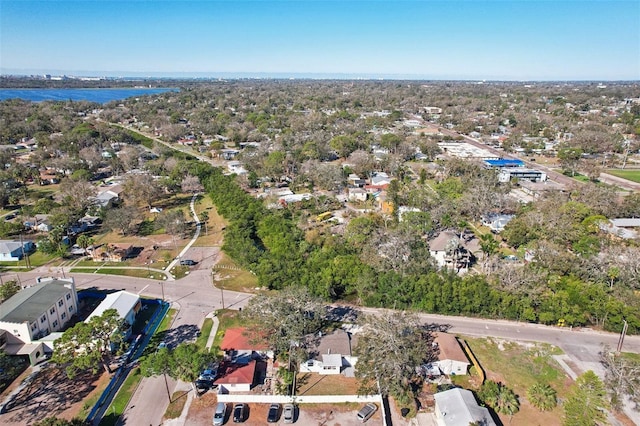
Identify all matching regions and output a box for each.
[465,337,571,426]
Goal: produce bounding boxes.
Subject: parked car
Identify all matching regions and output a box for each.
[213,402,227,426]
[356,403,377,422]
[198,368,217,381]
[180,259,197,266]
[283,403,295,424]
[233,403,248,423]
[267,403,280,422]
[195,379,214,391]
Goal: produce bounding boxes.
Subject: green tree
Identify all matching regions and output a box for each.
[329,135,359,159]
[76,234,94,255]
[354,311,436,400]
[527,382,557,411]
[241,286,325,357]
[558,147,583,177]
[479,380,520,415]
[563,370,608,426]
[199,210,209,235]
[479,233,499,273]
[104,205,140,236]
[0,280,21,303]
[51,309,125,378]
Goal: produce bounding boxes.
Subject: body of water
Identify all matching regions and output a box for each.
[0,88,178,103]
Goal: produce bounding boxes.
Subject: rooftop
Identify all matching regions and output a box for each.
[220,327,269,351]
[0,279,74,324]
[434,332,469,364]
[434,388,496,426]
[85,291,140,322]
[214,360,257,385]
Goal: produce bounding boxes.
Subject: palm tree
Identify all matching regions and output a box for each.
[495,384,520,416]
[527,382,557,411]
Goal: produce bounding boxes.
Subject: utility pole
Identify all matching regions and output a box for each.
[617,319,628,353]
[159,281,165,302]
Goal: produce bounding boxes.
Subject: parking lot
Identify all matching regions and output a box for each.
[187,395,384,425]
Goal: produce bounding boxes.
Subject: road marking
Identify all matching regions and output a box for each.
[138,285,149,295]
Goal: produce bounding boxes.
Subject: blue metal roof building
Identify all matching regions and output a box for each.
[484,159,525,168]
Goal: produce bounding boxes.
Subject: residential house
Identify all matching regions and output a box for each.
[220,149,240,160]
[0,240,35,261]
[371,172,392,187]
[24,215,53,232]
[518,180,566,199]
[214,359,258,393]
[94,188,121,208]
[0,277,78,364]
[428,231,480,273]
[220,327,273,363]
[430,332,470,376]
[300,328,359,377]
[227,161,248,175]
[434,388,496,426]
[348,187,368,202]
[347,174,366,187]
[39,170,59,185]
[600,218,640,240]
[481,213,514,233]
[88,244,133,262]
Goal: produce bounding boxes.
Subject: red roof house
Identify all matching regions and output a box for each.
[214,360,257,392]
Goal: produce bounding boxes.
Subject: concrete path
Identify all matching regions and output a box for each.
[164,193,202,277]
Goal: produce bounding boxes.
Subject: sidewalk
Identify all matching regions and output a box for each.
[163,311,220,426]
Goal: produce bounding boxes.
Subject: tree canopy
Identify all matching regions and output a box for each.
[354,311,436,401]
[51,309,125,378]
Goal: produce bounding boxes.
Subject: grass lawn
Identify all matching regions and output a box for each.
[69,267,153,279]
[193,195,226,247]
[464,336,571,426]
[164,391,189,420]
[211,310,243,351]
[99,368,142,426]
[296,373,359,396]
[213,253,259,292]
[196,318,214,351]
[606,169,640,183]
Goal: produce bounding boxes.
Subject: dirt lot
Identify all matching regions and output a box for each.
[186,393,384,426]
[0,364,108,426]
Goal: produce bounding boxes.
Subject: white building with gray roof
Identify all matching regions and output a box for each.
[0,277,78,364]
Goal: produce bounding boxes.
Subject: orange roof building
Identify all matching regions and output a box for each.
[214,360,257,392]
[220,327,270,352]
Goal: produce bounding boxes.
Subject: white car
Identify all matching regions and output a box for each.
[356,403,377,422]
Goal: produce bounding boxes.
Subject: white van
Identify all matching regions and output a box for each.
[213,402,226,425]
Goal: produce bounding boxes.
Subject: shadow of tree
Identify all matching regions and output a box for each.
[2,365,101,424]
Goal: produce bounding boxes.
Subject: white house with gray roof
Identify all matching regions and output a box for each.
[0,277,78,364]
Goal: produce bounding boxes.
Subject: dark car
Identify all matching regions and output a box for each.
[233,403,247,423]
[180,259,197,266]
[195,379,213,391]
[267,403,280,422]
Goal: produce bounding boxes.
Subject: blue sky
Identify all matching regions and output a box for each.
[1,0,638,80]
